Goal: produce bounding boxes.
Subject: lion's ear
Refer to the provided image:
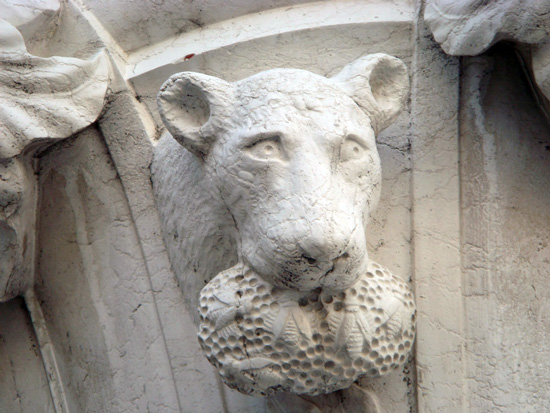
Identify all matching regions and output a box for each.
[157,72,234,159]
[331,54,409,134]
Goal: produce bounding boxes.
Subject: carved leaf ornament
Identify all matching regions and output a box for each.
[0,14,109,301]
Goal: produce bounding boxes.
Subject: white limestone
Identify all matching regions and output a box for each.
[200,261,415,396]
[425,0,550,56]
[127,0,413,80]
[157,54,415,395]
[0,8,110,156]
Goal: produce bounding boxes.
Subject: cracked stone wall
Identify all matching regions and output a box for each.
[460,45,550,412]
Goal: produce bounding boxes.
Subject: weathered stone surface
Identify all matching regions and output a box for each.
[0,9,109,158]
[35,129,180,412]
[460,45,550,413]
[0,298,55,413]
[79,0,320,53]
[156,54,415,396]
[425,0,550,56]
[200,261,415,396]
[421,4,550,411]
[409,10,464,412]
[425,0,550,111]
[147,3,416,410]
[0,1,110,302]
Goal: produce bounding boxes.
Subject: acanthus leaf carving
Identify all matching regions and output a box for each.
[0,4,111,302]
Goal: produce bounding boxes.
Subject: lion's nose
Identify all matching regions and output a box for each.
[298,234,331,263]
[298,227,352,262]
[332,251,349,265]
[299,237,351,265]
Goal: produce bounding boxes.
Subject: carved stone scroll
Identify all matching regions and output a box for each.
[0,3,110,301]
[425,0,550,107]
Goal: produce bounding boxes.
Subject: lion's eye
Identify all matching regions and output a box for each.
[246,136,283,160]
[340,136,368,162]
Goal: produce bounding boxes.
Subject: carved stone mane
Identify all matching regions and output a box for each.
[154,54,416,396]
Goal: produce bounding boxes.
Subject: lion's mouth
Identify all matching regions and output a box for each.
[272,251,355,291]
[321,264,335,279]
[300,254,317,265]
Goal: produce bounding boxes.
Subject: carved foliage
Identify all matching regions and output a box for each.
[198,261,416,396]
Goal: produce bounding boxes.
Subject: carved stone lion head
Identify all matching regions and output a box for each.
[158,54,409,293]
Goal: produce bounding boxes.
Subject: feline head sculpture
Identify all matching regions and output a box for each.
[158,54,408,292]
[157,54,415,396]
